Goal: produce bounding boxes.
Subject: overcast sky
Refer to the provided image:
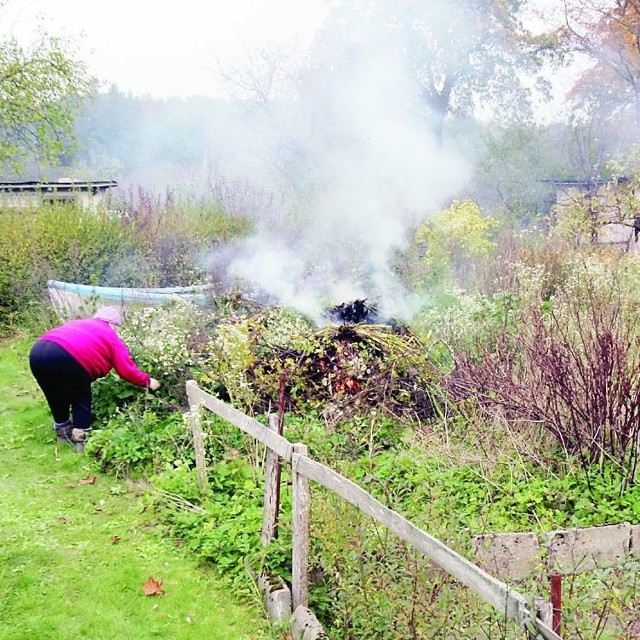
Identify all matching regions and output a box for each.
[3,0,328,98]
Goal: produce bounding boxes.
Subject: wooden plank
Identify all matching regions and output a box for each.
[294,454,531,623]
[261,414,281,546]
[186,386,208,491]
[529,619,563,640]
[186,381,292,461]
[534,598,562,640]
[258,574,292,624]
[292,443,310,610]
[535,598,553,630]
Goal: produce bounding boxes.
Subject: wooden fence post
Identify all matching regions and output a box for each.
[535,598,554,632]
[292,443,310,610]
[261,414,281,545]
[186,382,208,491]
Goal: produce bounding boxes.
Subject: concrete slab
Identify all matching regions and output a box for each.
[292,605,328,640]
[630,524,640,558]
[259,573,292,624]
[545,523,631,574]
[472,532,540,580]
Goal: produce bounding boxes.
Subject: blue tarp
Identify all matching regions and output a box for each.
[47,279,215,305]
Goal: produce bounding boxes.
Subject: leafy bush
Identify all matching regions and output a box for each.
[92,373,144,422]
[413,199,501,288]
[365,449,640,533]
[0,196,251,329]
[284,411,408,464]
[91,300,216,424]
[86,408,192,476]
[0,205,128,328]
[119,300,215,404]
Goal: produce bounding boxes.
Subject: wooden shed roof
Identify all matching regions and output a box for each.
[0,180,117,193]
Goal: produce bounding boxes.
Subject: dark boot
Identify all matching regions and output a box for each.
[70,428,90,453]
[54,420,73,445]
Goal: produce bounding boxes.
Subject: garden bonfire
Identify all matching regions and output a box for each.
[211,304,441,424]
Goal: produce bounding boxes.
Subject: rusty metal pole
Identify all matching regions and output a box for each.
[550,573,562,635]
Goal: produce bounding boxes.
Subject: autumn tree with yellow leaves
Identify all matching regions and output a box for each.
[560,0,640,127]
[414,199,501,285]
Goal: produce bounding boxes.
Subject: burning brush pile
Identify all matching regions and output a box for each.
[209,300,441,424]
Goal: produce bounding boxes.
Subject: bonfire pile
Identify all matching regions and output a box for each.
[220,303,440,423]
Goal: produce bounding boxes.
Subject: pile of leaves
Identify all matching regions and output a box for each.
[208,307,442,424]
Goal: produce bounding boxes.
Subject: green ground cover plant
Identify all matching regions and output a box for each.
[0,336,274,640]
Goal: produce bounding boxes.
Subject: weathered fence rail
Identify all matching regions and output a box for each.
[186,380,562,640]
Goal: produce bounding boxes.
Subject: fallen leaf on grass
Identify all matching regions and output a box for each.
[79,475,97,485]
[59,516,68,525]
[65,482,75,488]
[142,577,165,596]
[111,535,121,543]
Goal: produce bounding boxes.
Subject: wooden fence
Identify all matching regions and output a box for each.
[186,380,562,640]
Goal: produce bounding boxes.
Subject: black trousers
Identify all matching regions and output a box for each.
[29,340,92,430]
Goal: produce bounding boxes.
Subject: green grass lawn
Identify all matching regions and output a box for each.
[0,337,274,640]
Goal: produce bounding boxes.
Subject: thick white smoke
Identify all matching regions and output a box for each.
[217,13,469,323]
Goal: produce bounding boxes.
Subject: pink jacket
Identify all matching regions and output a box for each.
[39,318,151,386]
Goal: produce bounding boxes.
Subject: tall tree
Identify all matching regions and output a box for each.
[560,0,640,127]
[0,27,96,174]
[312,0,551,145]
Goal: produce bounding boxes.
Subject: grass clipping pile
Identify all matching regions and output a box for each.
[208,307,441,424]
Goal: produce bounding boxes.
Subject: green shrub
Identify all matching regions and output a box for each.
[359,448,640,534]
[86,408,192,476]
[0,196,251,329]
[0,205,128,327]
[91,300,216,423]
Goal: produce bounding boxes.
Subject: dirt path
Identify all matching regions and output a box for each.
[0,337,272,640]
